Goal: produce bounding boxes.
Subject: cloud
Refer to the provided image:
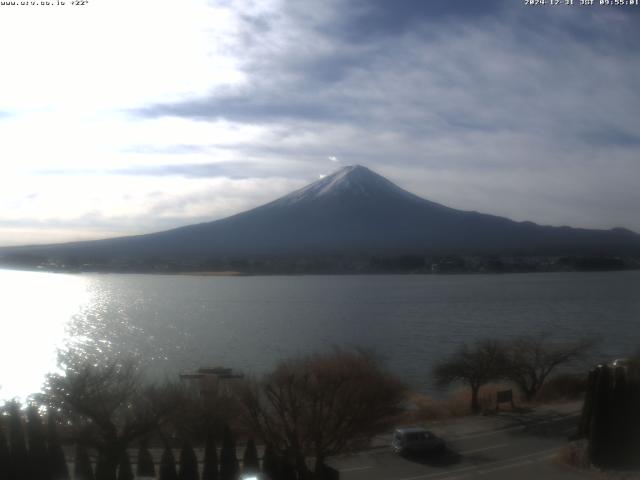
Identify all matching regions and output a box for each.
[0,0,246,112]
[2,0,640,245]
[112,160,312,179]
[320,0,510,42]
[137,3,640,154]
[131,2,640,233]
[138,94,349,123]
[0,173,306,245]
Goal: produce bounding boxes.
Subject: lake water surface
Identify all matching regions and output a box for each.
[1,269,639,401]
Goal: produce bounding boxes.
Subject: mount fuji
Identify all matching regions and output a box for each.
[2,165,639,266]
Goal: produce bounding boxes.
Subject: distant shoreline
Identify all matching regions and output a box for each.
[173,270,249,277]
[1,265,639,277]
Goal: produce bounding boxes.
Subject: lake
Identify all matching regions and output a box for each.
[1,268,639,401]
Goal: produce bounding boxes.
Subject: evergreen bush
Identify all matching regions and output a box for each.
[581,362,640,469]
[117,451,134,480]
[159,446,179,480]
[0,428,12,480]
[219,425,239,480]
[178,442,199,480]
[261,445,279,480]
[202,432,218,480]
[47,415,70,480]
[242,437,259,474]
[136,440,156,478]
[26,405,49,480]
[8,402,29,480]
[74,445,95,480]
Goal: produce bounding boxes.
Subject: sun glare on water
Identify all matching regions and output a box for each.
[0,269,89,402]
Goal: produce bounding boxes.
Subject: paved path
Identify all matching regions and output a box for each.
[328,402,587,480]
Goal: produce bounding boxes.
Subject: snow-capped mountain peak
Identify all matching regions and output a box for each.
[274,164,421,205]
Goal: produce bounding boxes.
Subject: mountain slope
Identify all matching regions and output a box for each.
[2,165,640,262]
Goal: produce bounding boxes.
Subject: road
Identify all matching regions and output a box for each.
[328,404,587,480]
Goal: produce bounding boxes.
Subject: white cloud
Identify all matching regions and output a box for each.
[0,112,273,175]
[0,0,245,112]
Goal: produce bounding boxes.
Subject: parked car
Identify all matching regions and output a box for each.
[392,427,445,455]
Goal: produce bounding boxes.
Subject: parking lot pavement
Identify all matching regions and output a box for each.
[328,402,585,480]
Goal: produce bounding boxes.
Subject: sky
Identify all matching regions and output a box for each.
[1,0,640,246]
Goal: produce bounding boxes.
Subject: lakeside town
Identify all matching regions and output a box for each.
[1,253,639,275]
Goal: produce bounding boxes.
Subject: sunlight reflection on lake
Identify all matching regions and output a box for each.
[0,269,89,401]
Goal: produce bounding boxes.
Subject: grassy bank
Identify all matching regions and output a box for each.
[406,373,587,422]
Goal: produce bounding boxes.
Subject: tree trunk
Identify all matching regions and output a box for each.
[471,385,481,414]
[295,451,312,480]
[314,454,326,479]
[523,387,535,402]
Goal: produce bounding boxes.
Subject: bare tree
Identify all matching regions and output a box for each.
[44,357,182,480]
[433,340,507,414]
[165,376,242,444]
[240,349,406,479]
[504,334,595,402]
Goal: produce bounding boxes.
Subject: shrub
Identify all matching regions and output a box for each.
[536,373,587,403]
[411,384,519,421]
